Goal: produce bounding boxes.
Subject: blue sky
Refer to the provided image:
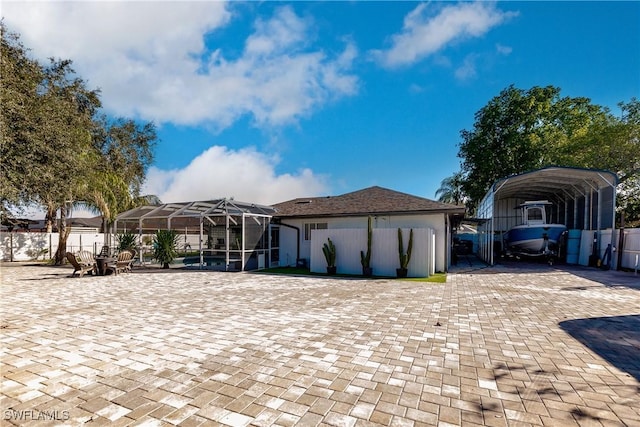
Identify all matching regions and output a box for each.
[4,1,639,209]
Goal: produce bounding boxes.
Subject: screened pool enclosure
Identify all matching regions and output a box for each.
[115,199,276,271]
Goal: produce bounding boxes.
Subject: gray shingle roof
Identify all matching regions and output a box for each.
[273,186,465,218]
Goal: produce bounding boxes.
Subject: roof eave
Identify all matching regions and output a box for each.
[273,208,465,219]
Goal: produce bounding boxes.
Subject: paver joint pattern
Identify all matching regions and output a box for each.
[1,263,639,426]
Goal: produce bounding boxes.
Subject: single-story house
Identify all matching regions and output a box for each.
[272,186,465,276]
[110,186,464,274]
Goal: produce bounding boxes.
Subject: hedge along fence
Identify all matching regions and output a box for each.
[0,232,107,262]
[310,228,436,278]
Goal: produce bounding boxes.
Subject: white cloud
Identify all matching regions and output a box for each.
[455,54,478,81]
[371,2,516,69]
[496,43,513,55]
[2,2,357,129]
[143,145,328,205]
[408,83,424,94]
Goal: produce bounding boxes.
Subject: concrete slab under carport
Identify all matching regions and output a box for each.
[1,263,638,426]
[451,253,640,289]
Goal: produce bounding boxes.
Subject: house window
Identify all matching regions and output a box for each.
[304,222,327,240]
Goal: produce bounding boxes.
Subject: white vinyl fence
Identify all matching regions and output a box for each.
[310,228,435,278]
[602,228,640,271]
[571,228,639,271]
[0,232,107,262]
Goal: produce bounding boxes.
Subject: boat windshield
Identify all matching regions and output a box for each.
[525,207,545,224]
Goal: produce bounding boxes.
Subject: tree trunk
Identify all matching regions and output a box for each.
[103,218,113,249]
[45,205,56,233]
[54,203,71,265]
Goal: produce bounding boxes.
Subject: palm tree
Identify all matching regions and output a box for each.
[133,194,162,206]
[435,172,467,206]
[75,170,162,238]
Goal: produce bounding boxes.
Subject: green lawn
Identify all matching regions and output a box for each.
[402,273,447,283]
[256,267,446,282]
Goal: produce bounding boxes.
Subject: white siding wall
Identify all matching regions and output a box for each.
[310,228,435,277]
[278,226,300,267]
[276,213,449,272]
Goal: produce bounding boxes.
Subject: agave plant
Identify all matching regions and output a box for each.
[153,229,179,269]
[116,231,137,252]
[322,238,336,267]
[322,238,337,274]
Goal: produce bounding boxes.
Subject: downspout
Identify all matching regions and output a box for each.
[277,221,301,263]
[444,214,448,271]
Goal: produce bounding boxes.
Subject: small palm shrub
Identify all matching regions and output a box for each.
[117,231,137,252]
[153,230,179,269]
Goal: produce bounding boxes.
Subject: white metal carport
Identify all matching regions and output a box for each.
[476,167,618,265]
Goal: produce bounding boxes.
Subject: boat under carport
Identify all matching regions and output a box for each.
[476,166,618,266]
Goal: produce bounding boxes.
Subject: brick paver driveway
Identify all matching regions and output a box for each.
[1,263,639,426]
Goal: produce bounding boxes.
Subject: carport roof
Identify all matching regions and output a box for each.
[488,166,618,201]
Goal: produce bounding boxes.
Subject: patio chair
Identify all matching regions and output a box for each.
[128,249,137,271]
[106,250,134,275]
[66,251,97,277]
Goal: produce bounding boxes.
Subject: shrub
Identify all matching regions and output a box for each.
[153,230,179,269]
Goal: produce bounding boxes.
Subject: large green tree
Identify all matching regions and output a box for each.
[1,27,45,210]
[2,26,101,263]
[1,25,158,262]
[40,59,102,264]
[456,85,639,222]
[88,116,157,230]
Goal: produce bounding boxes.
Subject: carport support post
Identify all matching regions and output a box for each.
[597,187,602,231]
[487,207,502,265]
[573,194,578,229]
[584,188,590,230]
